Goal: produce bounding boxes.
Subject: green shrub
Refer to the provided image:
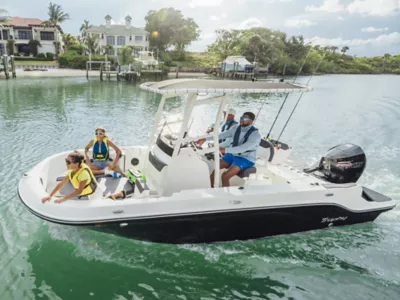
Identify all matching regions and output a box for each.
[69,44,85,55]
[37,53,46,58]
[58,50,115,69]
[46,52,55,60]
[160,53,172,66]
[14,56,54,61]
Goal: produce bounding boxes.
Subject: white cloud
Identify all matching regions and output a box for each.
[305,0,344,13]
[306,31,400,47]
[210,13,227,21]
[304,0,400,17]
[238,17,264,29]
[347,0,400,17]
[361,26,389,32]
[188,0,224,8]
[220,17,264,30]
[284,19,317,28]
[200,32,216,40]
[236,0,291,3]
[337,16,344,20]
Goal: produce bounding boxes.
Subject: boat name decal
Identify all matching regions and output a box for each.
[336,161,364,169]
[321,216,348,223]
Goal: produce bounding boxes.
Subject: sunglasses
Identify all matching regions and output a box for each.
[95,132,104,136]
[240,117,251,121]
[65,158,72,165]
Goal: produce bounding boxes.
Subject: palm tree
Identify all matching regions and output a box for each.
[0,8,10,27]
[28,40,41,56]
[42,2,70,27]
[62,33,76,51]
[80,20,92,43]
[84,34,99,54]
[103,45,114,55]
[323,46,331,53]
[117,46,134,65]
[331,46,338,54]
[42,2,70,56]
[341,46,349,55]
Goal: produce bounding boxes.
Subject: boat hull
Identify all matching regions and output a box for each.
[26,202,391,244]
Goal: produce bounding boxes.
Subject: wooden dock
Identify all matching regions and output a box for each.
[1,55,17,79]
[86,58,165,83]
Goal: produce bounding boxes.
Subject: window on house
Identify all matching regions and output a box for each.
[40,31,55,41]
[135,36,143,41]
[101,33,104,39]
[18,30,33,40]
[0,44,4,55]
[117,36,126,46]
[1,30,8,40]
[146,35,148,41]
[106,36,115,45]
[129,36,132,41]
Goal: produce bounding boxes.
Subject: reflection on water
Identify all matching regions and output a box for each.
[0,75,400,299]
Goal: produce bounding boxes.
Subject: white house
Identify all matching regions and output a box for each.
[220,56,253,71]
[0,17,64,56]
[86,15,150,56]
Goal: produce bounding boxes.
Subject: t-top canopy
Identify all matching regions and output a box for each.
[140,78,312,95]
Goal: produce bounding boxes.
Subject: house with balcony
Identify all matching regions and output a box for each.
[0,17,63,56]
[86,15,149,56]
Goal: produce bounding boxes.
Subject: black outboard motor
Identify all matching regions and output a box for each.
[304,143,367,184]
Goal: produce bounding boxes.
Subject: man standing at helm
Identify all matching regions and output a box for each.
[199,111,261,187]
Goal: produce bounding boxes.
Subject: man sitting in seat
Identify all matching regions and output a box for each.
[200,109,238,148]
[206,108,238,134]
[199,112,261,187]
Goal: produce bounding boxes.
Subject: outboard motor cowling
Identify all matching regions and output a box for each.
[305,143,366,184]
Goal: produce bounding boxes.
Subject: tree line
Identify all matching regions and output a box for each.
[1,4,399,74]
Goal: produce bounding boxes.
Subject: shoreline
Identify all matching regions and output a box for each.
[5,69,209,79]
[1,68,398,79]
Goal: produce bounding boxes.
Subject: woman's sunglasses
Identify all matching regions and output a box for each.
[65,159,72,165]
[95,132,104,136]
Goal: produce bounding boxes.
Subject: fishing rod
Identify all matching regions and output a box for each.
[275,51,326,144]
[253,95,269,125]
[266,45,313,138]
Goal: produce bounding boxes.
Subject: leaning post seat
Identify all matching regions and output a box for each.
[238,167,257,178]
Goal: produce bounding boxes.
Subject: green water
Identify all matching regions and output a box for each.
[0,76,399,300]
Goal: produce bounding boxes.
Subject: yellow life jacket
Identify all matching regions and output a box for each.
[92,137,109,161]
[68,163,97,196]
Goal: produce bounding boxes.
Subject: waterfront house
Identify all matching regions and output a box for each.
[0,17,64,56]
[86,15,149,56]
[220,56,253,71]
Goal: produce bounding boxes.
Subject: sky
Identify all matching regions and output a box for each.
[2,0,400,56]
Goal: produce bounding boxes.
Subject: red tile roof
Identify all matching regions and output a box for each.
[9,17,44,27]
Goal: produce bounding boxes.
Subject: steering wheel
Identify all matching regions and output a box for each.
[190,141,202,151]
[203,148,224,161]
[204,152,215,160]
